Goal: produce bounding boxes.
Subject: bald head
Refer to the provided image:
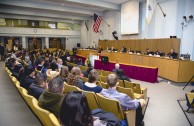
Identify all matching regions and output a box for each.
[115,63,120,69]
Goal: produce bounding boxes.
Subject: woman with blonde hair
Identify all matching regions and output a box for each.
[67,66,84,89]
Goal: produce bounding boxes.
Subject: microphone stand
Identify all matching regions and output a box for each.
[157,1,166,17]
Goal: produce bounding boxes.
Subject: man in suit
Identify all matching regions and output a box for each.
[121,46,127,53]
[167,48,178,59]
[112,63,131,82]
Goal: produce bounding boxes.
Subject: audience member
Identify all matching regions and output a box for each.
[20,65,35,90]
[57,58,63,69]
[28,73,48,99]
[112,63,131,82]
[100,74,145,126]
[83,69,102,93]
[82,66,93,78]
[38,76,64,118]
[41,61,50,75]
[36,58,45,71]
[67,66,84,89]
[60,66,69,82]
[46,62,60,81]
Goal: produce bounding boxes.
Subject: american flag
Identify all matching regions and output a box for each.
[93,13,102,33]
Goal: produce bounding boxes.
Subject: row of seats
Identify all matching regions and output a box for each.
[5,66,61,126]
[80,76,147,100]
[63,82,136,126]
[66,61,147,100]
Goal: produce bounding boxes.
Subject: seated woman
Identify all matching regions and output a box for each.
[60,91,122,126]
[67,66,84,89]
[60,66,69,82]
[83,69,102,93]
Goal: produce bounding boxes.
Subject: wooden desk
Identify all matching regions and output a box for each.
[77,50,194,82]
[100,51,194,82]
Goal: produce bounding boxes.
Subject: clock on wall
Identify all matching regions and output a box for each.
[34,29,37,33]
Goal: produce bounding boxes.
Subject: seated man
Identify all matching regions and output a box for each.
[167,48,178,59]
[28,73,48,99]
[20,65,35,90]
[112,63,131,82]
[38,76,65,118]
[121,46,127,53]
[100,74,146,126]
[83,69,103,93]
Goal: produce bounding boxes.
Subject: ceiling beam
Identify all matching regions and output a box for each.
[44,0,120,10]
[0,8,90,21]
[0,0,103,16]
[0,13,81,24]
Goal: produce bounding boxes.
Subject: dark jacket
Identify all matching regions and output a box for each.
[28,83,45,99]
[0,45,4,55]
[38,90,64,118]
[92,108,122,126]
[20,75,35,90]
[112,68,131,82]
[75,78,84,89]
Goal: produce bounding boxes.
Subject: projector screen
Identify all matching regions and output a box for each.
[121,1,139,35]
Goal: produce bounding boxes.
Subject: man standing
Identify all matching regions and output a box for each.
[0,43,5,61]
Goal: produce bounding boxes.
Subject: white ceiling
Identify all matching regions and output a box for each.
[0,0,148,23]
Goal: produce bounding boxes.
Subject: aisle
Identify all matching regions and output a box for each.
[0,62,42,126]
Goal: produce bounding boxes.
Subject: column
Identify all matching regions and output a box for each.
[45,37,49,48]
[22,36,27,49]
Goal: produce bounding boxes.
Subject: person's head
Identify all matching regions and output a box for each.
[48,76,64,94]
[60,66,69,80]
[106,74,119,88]
[43,61,50,69]
[88,69,99,83]
[50,62,58,71]
[71,66,81,76]
[146,48,150,52]
[115,63,120,69]
[35,73,47,88]
[24,65,35,77]
[57,58,63,65]
[60,91,93,126]
[8,58,16,67]
[38,58,45,65]
[171,48,174,53]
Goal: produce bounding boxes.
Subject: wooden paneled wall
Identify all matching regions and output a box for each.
[99,38,180,55]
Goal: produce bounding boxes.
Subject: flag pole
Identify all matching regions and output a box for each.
[102,18,110,27]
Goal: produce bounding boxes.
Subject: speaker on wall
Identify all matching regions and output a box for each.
[77,43,80,47]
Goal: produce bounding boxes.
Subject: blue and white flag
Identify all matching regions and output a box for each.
[146,0,157,24]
